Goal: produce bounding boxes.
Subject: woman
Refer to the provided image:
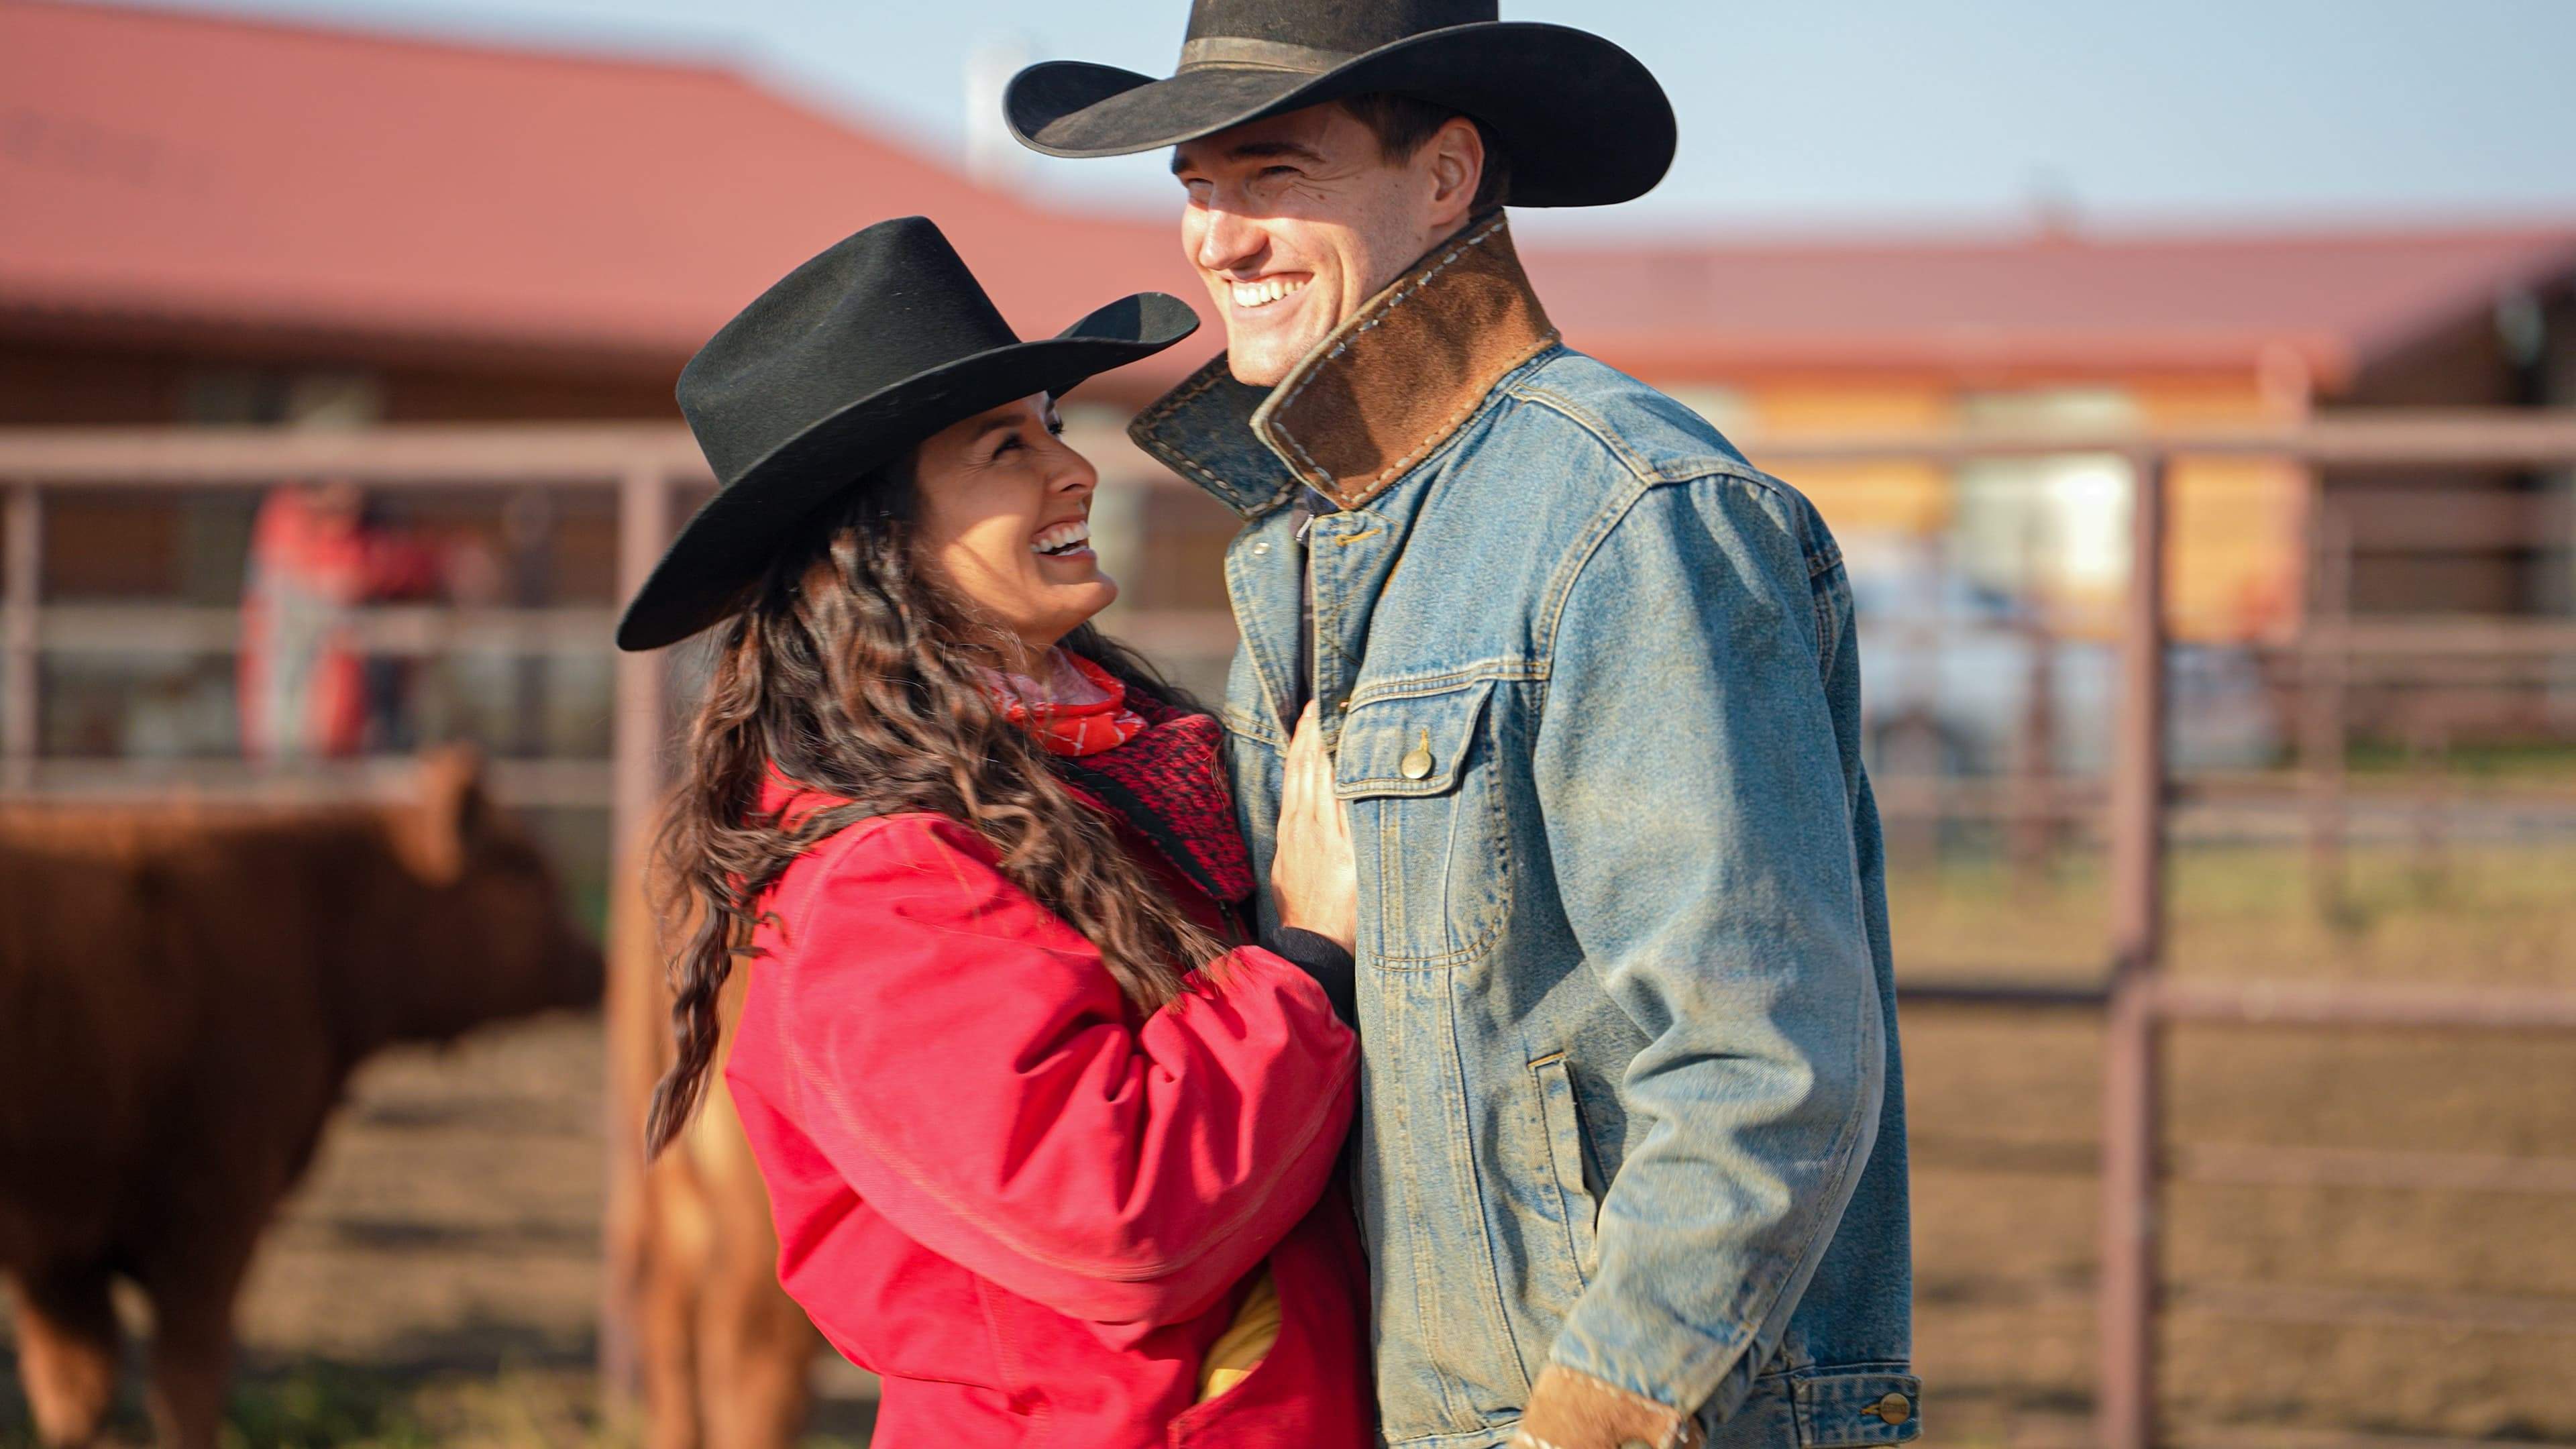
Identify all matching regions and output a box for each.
[614,216,1370,1449]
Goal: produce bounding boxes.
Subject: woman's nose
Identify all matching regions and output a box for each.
[1049,443,1099,496]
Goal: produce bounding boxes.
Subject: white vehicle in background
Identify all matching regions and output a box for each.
[1846,544,2281,781]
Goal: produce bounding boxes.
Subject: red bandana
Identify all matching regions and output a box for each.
[991,650,1148,758]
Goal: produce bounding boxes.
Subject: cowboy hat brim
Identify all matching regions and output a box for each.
[614,291,1199,653]
[1006,23,1674,209]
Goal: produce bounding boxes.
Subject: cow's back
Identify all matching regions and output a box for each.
[0,824,187,1265]
[0,807,355,1269]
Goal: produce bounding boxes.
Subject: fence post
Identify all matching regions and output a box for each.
[601,462,673,1406]
[3,483,40,796]
[2303,502,2352,921]
[2100,452,2169,1449]
[502,488,559,760]
[2008,507,2059,883]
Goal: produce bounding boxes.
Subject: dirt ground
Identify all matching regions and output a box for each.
[5,840,2572,1447]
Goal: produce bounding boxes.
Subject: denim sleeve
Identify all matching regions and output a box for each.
[1530,472,1886,1424]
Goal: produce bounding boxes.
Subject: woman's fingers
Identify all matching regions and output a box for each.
[1271,702,1357,951]
[1283,702,1320,820]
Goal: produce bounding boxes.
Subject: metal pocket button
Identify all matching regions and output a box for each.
[1398,728,1434,780]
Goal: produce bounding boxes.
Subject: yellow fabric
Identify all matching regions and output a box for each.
[1194,1268,1281,1402]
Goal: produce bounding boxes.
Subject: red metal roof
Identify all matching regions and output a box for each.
[0,0,1202,387]
[5,0,2572,395]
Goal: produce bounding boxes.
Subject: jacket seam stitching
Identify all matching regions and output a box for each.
[1504,384,1788,494]
[1221,708,1287,749]
[1134,360,1301,520]
[1222,531,1298,739]
[1345,662,1540,704]
[1529,481,1653,724]
[1444,933,1538,1390]
[1811,557,1847,679]
[1129,356,1230,441]
[1522,468,1841,726]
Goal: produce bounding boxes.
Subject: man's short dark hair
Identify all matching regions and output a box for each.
[1338,93,1513,214]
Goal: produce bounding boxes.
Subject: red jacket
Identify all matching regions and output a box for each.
[724,777,1369,1448]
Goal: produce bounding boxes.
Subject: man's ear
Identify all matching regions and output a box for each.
[1423,115,1486,230]
[392,745,487,885]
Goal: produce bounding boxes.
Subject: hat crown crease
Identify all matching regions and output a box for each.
[676,219,1020,482]
[1177,37,1352,74]
[1179,0,1497,56]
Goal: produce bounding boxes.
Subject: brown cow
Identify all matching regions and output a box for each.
[0,751,602,1448]
[604,863,820,1449]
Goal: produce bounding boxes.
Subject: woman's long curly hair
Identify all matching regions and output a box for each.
[641,465,1222,1157]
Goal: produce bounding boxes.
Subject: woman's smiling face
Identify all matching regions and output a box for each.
[908,394,1117,665]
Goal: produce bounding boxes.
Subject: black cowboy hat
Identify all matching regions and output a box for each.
[615,217,1199,652]
[1005,0,1674,209]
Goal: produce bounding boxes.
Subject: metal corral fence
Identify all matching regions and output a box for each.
[1746,413,2576,1449]
[5,411,2576,1446]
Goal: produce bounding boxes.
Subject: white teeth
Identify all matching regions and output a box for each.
[1230,276,1308,309]
[1031,520,1091,555]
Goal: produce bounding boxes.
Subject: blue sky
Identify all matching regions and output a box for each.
[113,0,2576,236]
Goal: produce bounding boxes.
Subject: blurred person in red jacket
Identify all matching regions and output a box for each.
[238,479,468,760]
[614,218,1372,1449]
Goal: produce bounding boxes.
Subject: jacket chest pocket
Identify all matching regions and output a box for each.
[1336,677,1506,967]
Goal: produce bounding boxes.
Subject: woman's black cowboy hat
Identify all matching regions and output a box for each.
[615,217,1198,653]
[1004,0,1674,209]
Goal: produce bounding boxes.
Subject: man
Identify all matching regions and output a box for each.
[1010,5,1913,1447]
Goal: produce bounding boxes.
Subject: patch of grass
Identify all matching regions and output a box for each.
[219,1364,437,1449]
[0,1362,685,1449]
[1892,838,2576,986]
[2344,738,2576,780]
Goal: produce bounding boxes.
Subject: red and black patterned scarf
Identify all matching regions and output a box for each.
[763,653,1252,909]
[988,651,1148,757]
[1046,685,1254,910]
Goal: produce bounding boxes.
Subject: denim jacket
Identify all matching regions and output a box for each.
[1130,215,1914,1449]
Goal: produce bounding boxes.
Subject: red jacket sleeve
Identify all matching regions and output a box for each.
[765,813,1357,1328]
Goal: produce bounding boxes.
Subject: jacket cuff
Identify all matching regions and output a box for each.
[1511,1364,1701,1449]
[1263,927,1357,1029]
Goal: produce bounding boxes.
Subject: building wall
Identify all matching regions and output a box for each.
[0,336,682,427]
[2330,282,2576,617]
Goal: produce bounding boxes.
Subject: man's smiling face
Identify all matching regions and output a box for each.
[1172,103,1483,387]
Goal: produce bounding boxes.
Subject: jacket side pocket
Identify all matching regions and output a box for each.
[1527,1052,1600,1288]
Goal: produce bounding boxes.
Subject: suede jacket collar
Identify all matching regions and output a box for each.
[1128,211,1560,517]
